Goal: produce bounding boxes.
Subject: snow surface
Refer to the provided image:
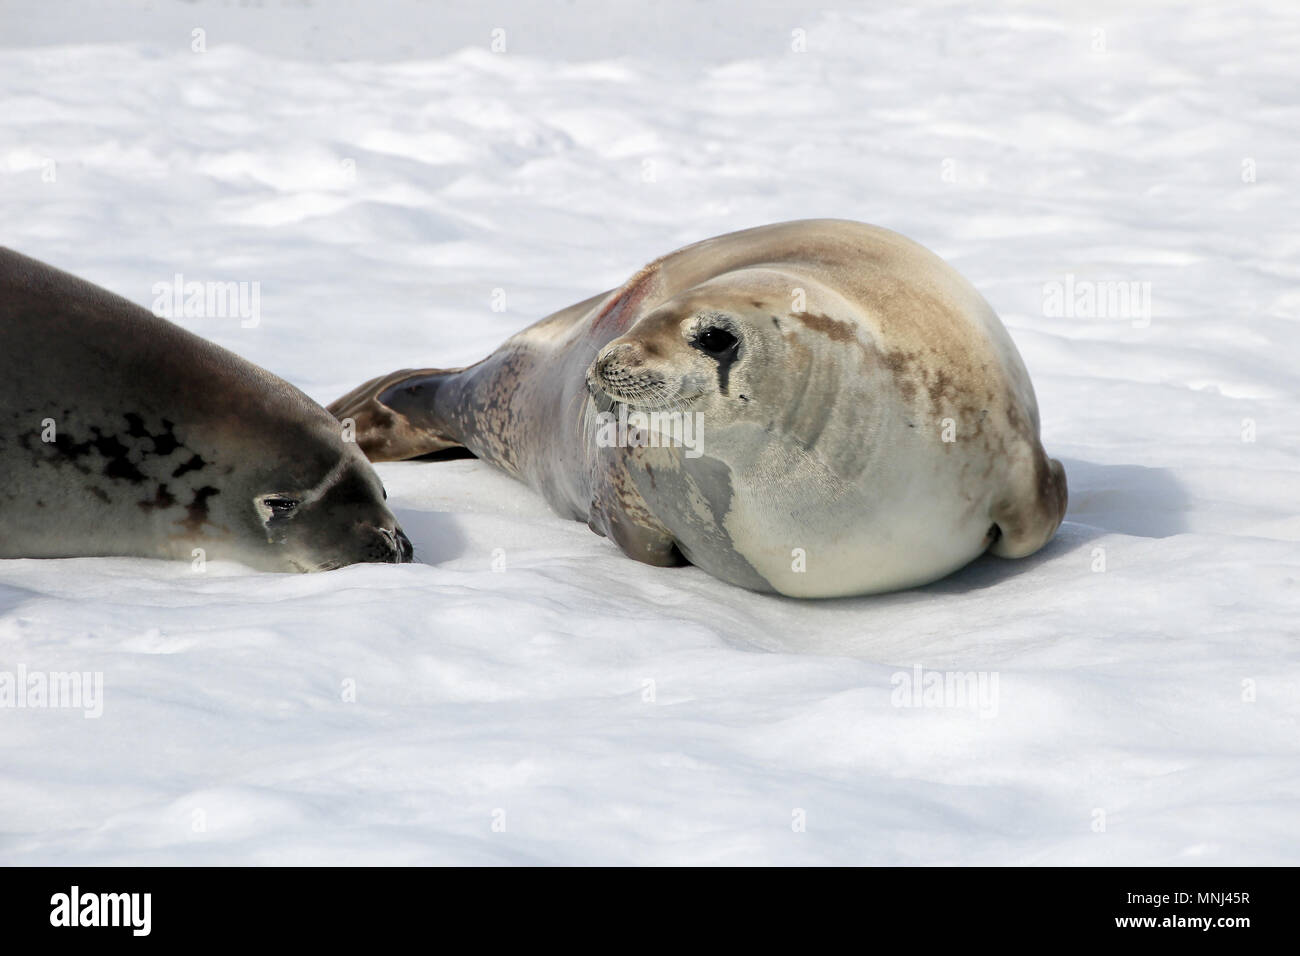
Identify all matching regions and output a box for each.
[1,0,1298,865]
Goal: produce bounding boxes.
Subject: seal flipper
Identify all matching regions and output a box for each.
[328,367,465,462]
[587,485,684,568]
[989,452,1068,559]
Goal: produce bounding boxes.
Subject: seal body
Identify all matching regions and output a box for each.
[1,248,412,571]
[331,220,1066,596]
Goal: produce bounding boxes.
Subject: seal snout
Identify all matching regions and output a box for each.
[593,342,642,380]
[369,528,413,564]
[589,341,668,403]
[375,525,414,563]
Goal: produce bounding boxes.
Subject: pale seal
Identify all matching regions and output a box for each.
[0,248,412,571]
[330,220,1066,596]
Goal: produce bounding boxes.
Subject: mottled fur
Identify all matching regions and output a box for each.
[0,249,410,571]
[331,220,1066,596]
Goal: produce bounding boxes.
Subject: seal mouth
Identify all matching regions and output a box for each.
[288,557,341,573]
[287,527,414,572]
[605,388,701,412]
[587,374,703,412]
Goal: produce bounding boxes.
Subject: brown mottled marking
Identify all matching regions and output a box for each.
[926,368,955,411]
[179,486,221,536]
[882,349,919,403]
[795,311,856,342]
[138,485,177,511]
[960,405,988,439]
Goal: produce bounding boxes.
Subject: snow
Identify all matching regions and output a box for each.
[2,0,1298,864]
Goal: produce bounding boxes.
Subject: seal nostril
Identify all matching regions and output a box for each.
[600,343,642,372]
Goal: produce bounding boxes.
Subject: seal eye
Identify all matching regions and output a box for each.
[259,495,300,521]
[694,327,738,356]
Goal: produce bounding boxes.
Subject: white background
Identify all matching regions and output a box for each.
[1,0,1298,864]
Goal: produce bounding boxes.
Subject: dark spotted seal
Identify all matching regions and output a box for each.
[0,248,412,571]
